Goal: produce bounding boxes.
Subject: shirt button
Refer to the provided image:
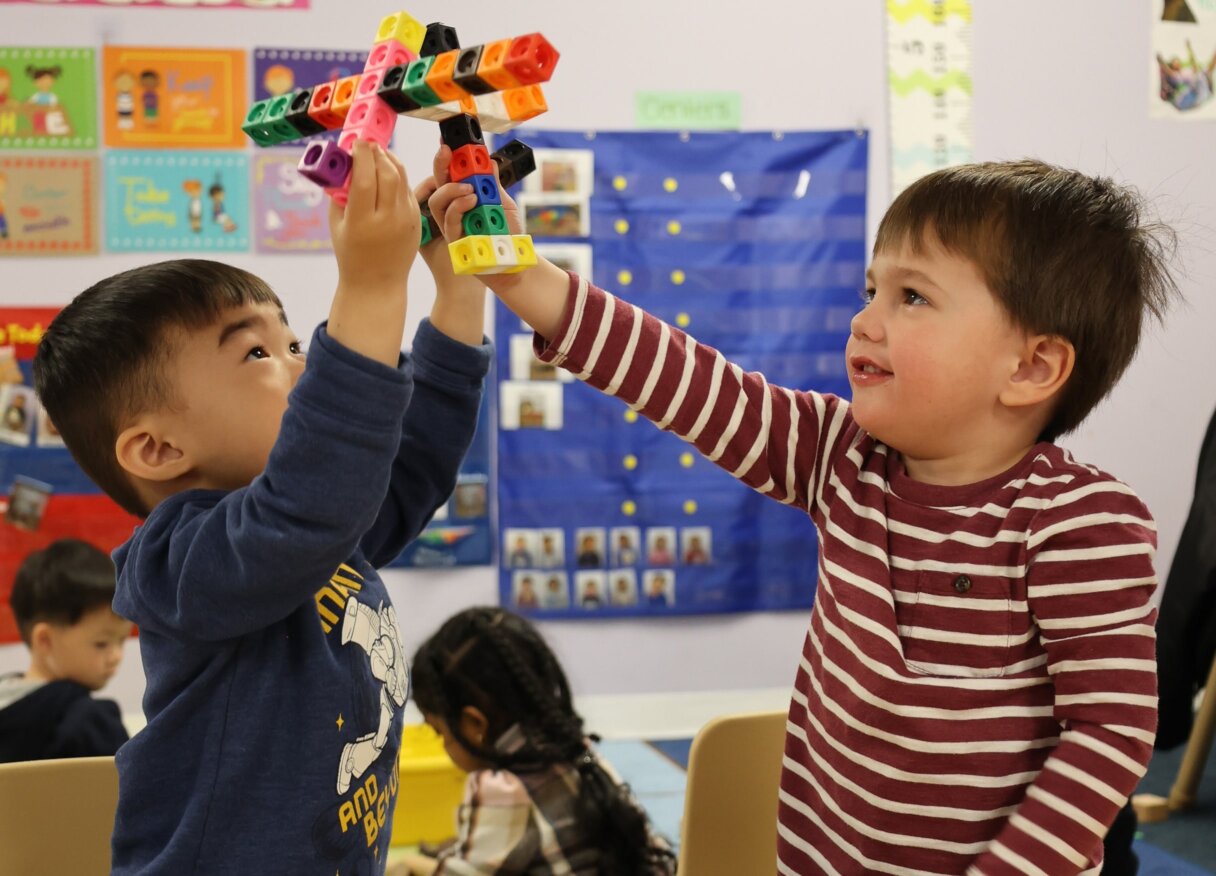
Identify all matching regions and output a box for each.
[953,575,972,594]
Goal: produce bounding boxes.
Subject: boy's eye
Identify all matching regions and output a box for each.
[903,288,928,306]
[245,346,267,360]
[859,288,875,306]
[289,341,303,355]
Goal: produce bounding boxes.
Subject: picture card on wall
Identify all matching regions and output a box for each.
[103,46,247,148]
[0,155,97,255]
[253,152,330,253]
[0,48,98,150]
[105,151,249,252]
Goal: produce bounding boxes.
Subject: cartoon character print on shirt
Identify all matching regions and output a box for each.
[336,594,409,795]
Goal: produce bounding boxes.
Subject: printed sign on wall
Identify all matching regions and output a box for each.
[102,46,247,148]
[105,151,249,252]
[252,152,330,253]
[1152,0,1216,119]
[0,47,98,150]
[0,0,309,8]
[0,155,97,255]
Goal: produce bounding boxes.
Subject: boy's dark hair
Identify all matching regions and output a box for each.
[9,539,116,645]
[412,607,675,876]
[33,259,282,517]
[875,159,1178,441]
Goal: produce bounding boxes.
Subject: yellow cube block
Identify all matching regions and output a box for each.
[391,723,466,847]
[377,11,426,55]
[504,234,538,274]
[448,235,498,275]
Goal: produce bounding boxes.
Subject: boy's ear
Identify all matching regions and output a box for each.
[115,415,191,483]
[1001,334,1075,409]
[458,705,490,748]
[28,621,54,656]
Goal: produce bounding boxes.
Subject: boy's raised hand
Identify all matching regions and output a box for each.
[330,140,420,296]
[327,140,419,366]
[421,142,570,340]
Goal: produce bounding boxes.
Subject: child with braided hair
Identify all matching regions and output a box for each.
[397,607,676,876]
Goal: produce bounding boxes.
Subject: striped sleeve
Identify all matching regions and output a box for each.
[533,272,849,509]
[966,479,1159,876]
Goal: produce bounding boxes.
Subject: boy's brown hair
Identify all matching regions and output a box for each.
[875,159,1178,441]
[33,259,282,517]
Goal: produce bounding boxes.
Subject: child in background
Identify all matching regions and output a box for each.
[33,141,492,875]
[0,538,131,762]
[398,607,675,876]
[424,150,1177,874]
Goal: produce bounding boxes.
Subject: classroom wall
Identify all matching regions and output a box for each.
[1,1,1213,724]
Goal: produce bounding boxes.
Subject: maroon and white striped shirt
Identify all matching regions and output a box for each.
[534,275,1158,876]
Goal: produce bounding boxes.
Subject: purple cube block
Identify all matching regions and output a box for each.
[298,140,352,189]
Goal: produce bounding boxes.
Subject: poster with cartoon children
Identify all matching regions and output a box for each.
[105,151,248,252]
[1152,0,1216,119]
[0,156,97,255]
[0,48,98,150]
[103,46,247,148]
[253,47,367,146]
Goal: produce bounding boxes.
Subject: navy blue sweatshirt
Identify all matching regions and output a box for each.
[110,321,491,875]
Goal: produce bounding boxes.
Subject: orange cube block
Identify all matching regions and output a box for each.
[330,74,362,120]
[476,39,519,91]
[503,84,547,122]
[424,50,466,102]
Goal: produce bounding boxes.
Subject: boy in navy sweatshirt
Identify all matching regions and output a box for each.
[33,142,492,874]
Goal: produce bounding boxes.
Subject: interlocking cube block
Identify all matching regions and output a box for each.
[284,88,327,136]
[307,81,346,130]
[425,50,467,102]
[330,74,362,120]
[365,38,416,74]
[438,113,483,151]
[298,139,352,188]
[453,45,494,95]
[345,96,397,147]
[503,85,547,125]
[449,143,493,183]
[262,94,301,143]
[402,57,443,107]
[476,39,519,91]
[242,99,282,146]
[355,68,390,103]
[326,170,353,207]
[461,204,507,237]
[466,173,501,207]
[506,234,537,272]
[421,22,460,56]
[377,64,420,113]
[488,235,519,271]
[492,140,536,190]
[473,92,512,134]
[377,11,426,55]
[448,235,498,274]
[504,33,559,85]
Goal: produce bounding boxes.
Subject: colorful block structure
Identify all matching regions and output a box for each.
[242,11,557,274]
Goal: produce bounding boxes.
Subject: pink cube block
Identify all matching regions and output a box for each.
[343,96,396,148]
[365,38,417,74]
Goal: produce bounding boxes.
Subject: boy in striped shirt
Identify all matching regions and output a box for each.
[423,155,1177,875]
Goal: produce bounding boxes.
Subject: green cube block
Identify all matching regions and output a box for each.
[242,99,279,147]
[461,205,507,238]
[419,218,433,247]
[263,94,302,144]
[402,57,442,107]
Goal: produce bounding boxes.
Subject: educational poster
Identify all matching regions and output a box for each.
[252,47,366,141]
[885,0,973,196]
[105,150,249,252]
[494,129,867,619]
[252,152,330,253]
[0,155,97,255]
[1152,0,1216,118]
[385,393,493,568]
[0,308,141,646]
[0,0,308,6]
[102,46,247,148]
[0,47,98,150]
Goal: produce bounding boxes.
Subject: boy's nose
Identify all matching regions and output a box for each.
[850,305,883,342]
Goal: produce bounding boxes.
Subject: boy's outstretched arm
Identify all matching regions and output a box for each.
[328,140,420,366]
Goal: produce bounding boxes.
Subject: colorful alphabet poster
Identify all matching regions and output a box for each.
[253,152,330,253]
[102,46,247,148]
[495,129,867,619]
[1152,0,1216,119]
[105,151,249,252]
[0,307,141,645]
[0,155,97,255]
[0,47,98,150]
[886,0,973,196]
[1,0,307,7]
